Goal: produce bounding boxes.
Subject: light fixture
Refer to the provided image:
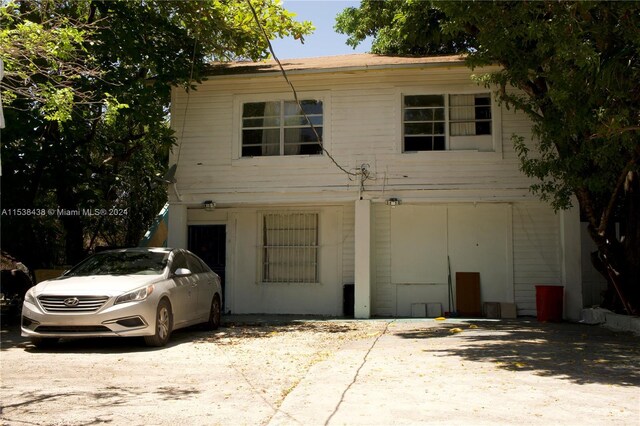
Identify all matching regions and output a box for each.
[386,197,401,207]
[203,200,216,211]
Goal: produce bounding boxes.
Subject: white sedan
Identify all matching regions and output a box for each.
[21,247,222,348]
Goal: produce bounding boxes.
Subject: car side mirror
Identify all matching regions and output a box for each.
[173,268,192,277]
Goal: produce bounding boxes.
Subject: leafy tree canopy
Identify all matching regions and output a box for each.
[337,0,640,313]
[1,0,312,121]
[0,0,312,268]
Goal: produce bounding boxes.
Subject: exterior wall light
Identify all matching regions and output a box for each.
[386,198,401,207]
[203,200,216,211]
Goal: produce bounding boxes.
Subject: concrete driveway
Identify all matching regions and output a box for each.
[1,316,638,425]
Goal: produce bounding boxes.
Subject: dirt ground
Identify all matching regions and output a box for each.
[1,316,639,425]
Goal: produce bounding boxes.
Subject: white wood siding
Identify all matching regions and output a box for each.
[200,206,344,315]
[512,203,562,316]
[373,204,393,316]
[173,62,573,317]
[170,66,537,205]
[370,202,557,317]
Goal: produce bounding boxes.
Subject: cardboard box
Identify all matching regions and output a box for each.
[427,303,442,318]
[484,302,501,319]
[411,303,426,317]
[500,303,518,319]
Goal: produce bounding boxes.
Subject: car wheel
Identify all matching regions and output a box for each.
[144,299,172,347]
[204,294,221,331]
[30,337,59,349]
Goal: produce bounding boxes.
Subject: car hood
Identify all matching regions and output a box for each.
[33,275,164,297]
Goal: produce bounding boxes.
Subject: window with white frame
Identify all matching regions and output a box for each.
[242,100,323,157]
[403,93,493,152]
[262,212,319,283]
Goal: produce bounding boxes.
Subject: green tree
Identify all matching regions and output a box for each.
[1,0,312,268]
[337,0,640,314]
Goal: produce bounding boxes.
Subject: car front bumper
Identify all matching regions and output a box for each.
[21,296,158,339]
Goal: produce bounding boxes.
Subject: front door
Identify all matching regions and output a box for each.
[188,225,227,310]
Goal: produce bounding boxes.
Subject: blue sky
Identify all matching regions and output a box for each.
[270,0,372,59]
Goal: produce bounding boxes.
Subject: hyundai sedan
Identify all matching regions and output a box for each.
[21,247,222,348]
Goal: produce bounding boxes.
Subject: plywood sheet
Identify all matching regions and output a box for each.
[456,272,481,317]
[390,205,448,284]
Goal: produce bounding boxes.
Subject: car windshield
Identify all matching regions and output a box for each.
[66,251,169,276]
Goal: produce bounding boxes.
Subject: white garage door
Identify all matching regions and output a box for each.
[447,204,512,303]
[388,203,512,315]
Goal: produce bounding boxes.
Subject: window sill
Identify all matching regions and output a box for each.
[232,155,327,167]
[400,150,503,162]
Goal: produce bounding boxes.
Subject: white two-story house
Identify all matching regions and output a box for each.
[167,54,584,320]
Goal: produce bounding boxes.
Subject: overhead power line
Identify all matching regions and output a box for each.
[246,0,364,181]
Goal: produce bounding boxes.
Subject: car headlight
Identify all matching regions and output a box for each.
[24,288,37,305]
[114,285,154,305]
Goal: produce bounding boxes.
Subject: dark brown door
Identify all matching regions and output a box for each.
[188,225,226,311]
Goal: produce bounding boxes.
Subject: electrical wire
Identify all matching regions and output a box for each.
[246,0,360,180]
[175,36,198,169]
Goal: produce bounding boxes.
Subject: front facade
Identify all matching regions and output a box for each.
[167,54,583,319]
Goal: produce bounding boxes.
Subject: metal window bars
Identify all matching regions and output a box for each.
[262,212,319,283]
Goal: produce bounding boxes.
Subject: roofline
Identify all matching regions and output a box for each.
[203,54,467,78]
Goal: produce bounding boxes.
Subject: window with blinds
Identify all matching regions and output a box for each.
[242,100,323,157]
[262,212,319,283]
[449,94,492,137]
[403,93,493,152]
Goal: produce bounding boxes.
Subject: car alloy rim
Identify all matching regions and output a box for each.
[158,306,170,340]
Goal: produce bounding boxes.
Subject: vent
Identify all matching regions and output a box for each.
[35,325,111,333]
[38,296,109,313]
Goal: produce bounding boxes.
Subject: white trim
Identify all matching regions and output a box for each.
[561,204,583,320]
[355,199,372,318]
[167,204,187,249]
[232,91,331,162]
[505,203,515,302]
[399,89,503,157]
[256,209,322,285]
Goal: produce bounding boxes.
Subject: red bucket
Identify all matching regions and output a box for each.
[535,285,564,322]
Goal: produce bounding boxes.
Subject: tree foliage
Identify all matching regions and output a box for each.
[336,0,640,313]
[336,0,472,55]
[0,0,312,268]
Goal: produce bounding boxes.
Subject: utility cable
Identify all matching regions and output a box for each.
[246,0,358,180]
[170,35,198,202]
[175,35,198,169]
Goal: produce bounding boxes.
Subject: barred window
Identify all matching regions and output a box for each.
[262,213,318,283]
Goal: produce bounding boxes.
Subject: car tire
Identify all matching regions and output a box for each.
[30,337,59,349]
[204,294,221,331]
[144,299,172,347]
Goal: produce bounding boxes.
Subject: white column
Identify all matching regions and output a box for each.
[560,203,583,320]
[354,199,372,318]
[167,203,187,249]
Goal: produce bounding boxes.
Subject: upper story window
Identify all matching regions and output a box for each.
[241,100,323,157]
[403,93,493,152]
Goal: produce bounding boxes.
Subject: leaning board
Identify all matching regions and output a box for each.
[456,272,481,317]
